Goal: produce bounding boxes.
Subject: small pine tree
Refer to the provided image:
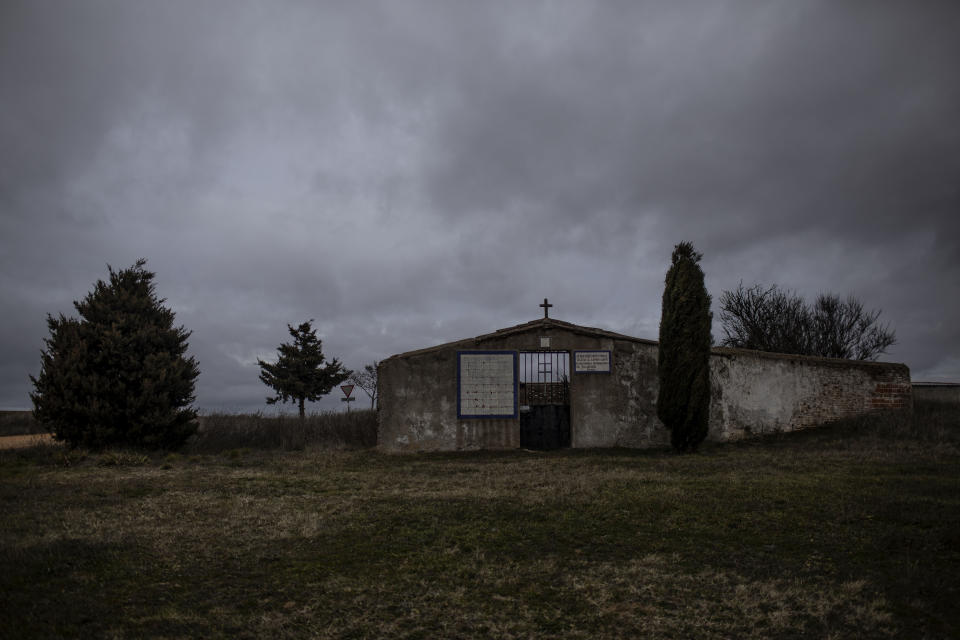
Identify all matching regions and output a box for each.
[30,260,200,449]
[258,321,351,418]
[657,242,713,453]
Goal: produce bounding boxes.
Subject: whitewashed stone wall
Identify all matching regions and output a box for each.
[709,348,911,441]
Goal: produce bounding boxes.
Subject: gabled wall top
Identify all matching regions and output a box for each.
[384,317,656,361]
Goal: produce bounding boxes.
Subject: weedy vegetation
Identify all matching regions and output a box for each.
[189,409,378,452]
[1,400,958,638]
[0,411,37,437]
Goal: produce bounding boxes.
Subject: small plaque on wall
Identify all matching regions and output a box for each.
[574,350,612,373]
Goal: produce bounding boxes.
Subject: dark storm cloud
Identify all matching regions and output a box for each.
[427,2,960,249]
[1,1,958,411]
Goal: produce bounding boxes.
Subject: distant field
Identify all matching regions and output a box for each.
[1,402,958,638]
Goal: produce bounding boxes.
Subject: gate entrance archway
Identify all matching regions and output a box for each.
[519,350,570,449]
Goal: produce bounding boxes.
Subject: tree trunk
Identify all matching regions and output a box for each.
[298,397,305,419]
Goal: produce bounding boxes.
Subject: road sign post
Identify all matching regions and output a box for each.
[340,384,356,412]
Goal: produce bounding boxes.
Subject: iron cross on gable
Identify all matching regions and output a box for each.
[540,298,553,319]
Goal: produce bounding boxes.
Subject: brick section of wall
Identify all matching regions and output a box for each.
[869,381,913,410]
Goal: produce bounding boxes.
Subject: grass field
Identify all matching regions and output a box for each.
[1,402,958,638]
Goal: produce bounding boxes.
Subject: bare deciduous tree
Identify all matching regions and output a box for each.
[809,294,897,361]
[719,283,896,361]
[350,361,378,409]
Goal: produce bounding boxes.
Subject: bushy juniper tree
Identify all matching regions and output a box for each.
[657,242,713,453]
[30,260,200,449]
[258,321,351,418]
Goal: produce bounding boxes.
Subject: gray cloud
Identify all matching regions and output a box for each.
[2,1,958,412]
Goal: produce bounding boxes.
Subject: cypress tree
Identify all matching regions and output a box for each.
[30,260,200,449]
[657,242,713,452]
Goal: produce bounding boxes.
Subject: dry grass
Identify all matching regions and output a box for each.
[0,400,957,638]
[187,409,377,453]
[0,433,55,449]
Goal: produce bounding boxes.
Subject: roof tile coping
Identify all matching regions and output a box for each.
[710,346,910,372]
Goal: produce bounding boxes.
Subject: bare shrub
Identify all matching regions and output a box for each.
[186,409,377,453]
[719,283,896,360]
[0,411,41,437]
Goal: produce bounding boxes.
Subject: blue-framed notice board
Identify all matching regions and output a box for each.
[457,351,518,418]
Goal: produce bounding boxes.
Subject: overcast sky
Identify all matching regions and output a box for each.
[2,1,958,413]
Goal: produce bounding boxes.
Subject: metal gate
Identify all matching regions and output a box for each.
[519,351,570,449]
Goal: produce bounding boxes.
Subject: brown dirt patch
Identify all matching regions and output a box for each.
[0,433,56,449]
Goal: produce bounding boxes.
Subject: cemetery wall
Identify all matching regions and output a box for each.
[709,348,911,441]
[378,319,911,452]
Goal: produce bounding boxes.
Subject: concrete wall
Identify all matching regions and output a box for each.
[378,321,668,452]
[709,349,911,441]
[912,383,960,404]
[377,348,462,451]
[570,340,666,448]
[378,320,912,452]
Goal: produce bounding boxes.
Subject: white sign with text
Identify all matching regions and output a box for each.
[574,350,612,373]
[457,351,517,418]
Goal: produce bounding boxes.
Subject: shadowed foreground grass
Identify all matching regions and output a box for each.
[1,402,958,638]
